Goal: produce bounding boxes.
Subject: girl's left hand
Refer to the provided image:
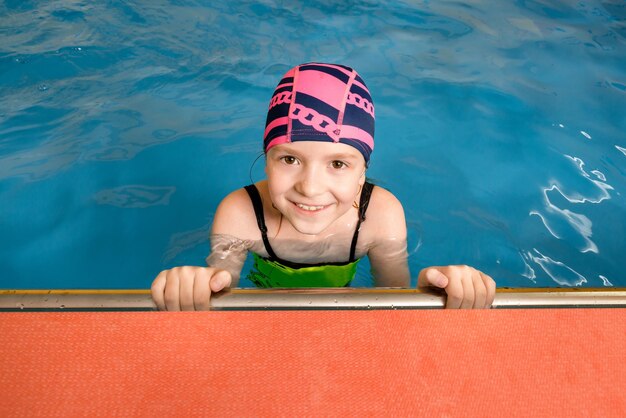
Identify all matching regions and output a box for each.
[418,265,496,309]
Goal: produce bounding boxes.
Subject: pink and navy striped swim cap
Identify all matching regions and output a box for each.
[263,63,375,164]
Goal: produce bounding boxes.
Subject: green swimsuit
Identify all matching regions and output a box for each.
[244,182,374,288]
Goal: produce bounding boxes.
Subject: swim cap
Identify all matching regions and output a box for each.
[263,63,375,164]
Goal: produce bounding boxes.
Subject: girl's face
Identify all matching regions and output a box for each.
[265,141,366,236]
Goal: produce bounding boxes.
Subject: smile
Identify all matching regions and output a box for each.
[293,202,329,212]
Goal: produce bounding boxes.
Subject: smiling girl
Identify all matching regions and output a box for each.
[152,63,495,310]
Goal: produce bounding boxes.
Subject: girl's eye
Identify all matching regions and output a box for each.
[331,160,347,169]
[281,156,298,165]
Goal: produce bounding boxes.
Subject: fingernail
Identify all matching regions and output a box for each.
[213,276,226,290]
[437,277,447,287]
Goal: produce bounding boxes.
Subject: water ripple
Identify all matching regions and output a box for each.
[94,185,175,208]
[163,221,212,264]
[529,153,615,254]
[524,249,587,286]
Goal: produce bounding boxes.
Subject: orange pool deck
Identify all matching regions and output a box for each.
[1,308,625,416]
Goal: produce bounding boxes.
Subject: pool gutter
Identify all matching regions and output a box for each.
[1,288,626,310]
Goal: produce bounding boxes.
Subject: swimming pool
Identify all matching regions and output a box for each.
[1,1,625,289]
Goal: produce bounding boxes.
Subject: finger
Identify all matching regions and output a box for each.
[444,270,464,309]
[459,267,475,309]
[482,273,497,308]
[193,268,212,311]
[179,267,195,311]
[423,268,449,289]
[151,271,167,311]
[210,270,232,293]
[163,269,181,311]
[472,269,487,309]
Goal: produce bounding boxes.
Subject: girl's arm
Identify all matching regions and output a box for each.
[366,187,496,308]
[366,187,412,287]
[208,187,261,287]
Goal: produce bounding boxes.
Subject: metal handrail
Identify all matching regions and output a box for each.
[1,288,626,310]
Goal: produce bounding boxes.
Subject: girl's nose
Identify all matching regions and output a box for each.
[295,166,325,197]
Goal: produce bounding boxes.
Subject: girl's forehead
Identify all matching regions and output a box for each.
[268,141,365,161]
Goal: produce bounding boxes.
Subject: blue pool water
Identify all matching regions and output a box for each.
[1,1,625,289]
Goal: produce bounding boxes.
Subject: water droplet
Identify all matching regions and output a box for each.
[38,84,49,92]
[19,303,25,310]
[60,305,65,309]
[334,299,338,303]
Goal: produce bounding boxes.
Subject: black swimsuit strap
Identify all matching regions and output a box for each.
[244,182,375,264]
[244,184,280,260]
[349,181,374,262]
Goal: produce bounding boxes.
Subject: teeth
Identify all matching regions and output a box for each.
[296,203,325,211]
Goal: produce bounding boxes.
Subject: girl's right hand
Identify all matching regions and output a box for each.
[151,266,232,311]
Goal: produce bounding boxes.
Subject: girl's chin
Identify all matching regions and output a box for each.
[283,212,337,236]
[288,220,332,236]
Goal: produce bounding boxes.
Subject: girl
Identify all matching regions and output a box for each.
[152,63,495,310]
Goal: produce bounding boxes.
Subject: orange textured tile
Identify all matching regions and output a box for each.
[0,309,624,416]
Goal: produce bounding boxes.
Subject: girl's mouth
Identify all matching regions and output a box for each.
[292,201,329,212]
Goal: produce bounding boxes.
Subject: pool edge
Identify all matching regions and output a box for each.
[1,287,626,310]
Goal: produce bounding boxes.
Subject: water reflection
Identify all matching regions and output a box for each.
[530,186,597,254]
[163,221,212,264]
[524,248,587,286]
[530,154,614,255]
[527,152,617,285]
[94,185,176,208]
[599,275,613,287]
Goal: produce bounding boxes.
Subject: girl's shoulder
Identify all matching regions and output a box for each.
[362,184,407,239]
[211,182,267,241]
